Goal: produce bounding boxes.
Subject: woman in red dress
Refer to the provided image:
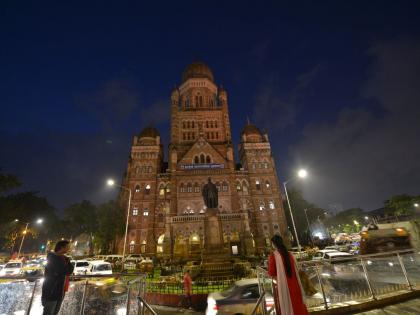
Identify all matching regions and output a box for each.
[267,235,308,315]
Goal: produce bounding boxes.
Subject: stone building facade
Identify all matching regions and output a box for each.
[117,62,288,259]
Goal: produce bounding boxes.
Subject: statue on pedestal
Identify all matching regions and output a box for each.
[202,177,218,209]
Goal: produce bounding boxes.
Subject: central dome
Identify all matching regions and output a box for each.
[182,62,214,82]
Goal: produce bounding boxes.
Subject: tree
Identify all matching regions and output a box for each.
[0,192,59,253]
[325,208,367,234]
[0,171,21,195]
[64,200,98,238]
[385,194,419,216]
[283,187,327,246]
[93,200,125,253]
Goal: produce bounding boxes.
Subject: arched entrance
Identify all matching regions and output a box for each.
[189,233,201,256]
[156,234,164,255]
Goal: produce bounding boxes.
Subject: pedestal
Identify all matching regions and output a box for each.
[203,208,229,259]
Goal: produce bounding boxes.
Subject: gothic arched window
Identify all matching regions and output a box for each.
[265,180,271,189]
[200,154,205,164]
[135,185,140,193]
[194,156,199,164]
[206,155,211,164]
[236,182,242,192]
[255,180,261,190]
[145,184,151,194]
[187,183,192,193]
[222,181,228,192]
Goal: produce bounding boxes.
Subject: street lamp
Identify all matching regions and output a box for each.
[414,203,419,208]
[17,218,43,258]
[107,179,132,264]
[283,168,308,253]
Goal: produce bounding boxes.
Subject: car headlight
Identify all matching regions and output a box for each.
[206,297,218,315]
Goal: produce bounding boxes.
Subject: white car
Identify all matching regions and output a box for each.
[313,249,341,260]
[206,279,274,315]
[86,261,113,275]
[72,260,90,275]
[0,261,23,276]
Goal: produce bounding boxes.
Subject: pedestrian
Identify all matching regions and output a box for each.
[268,234,308,315]
[183,269,193,309]
[41,240,74,315]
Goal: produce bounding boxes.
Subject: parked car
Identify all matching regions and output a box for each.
[0,261,23,276]
[206,279,274,315]
[86,261,113,275]
[72,260,90,275]
[312,249,341,260]
[21,261,44,279]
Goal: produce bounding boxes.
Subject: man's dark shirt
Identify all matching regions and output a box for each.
[41,252,74,303]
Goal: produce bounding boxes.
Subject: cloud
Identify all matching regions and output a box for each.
[0,130,130,210]
[75,79,140,132]
[139,99,170,127]
[290,38,420,210]
[253,65,320,132]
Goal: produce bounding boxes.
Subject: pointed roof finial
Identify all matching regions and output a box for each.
[246,116,251,125]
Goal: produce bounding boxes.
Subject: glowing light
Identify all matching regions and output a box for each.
[353,220,359,225]
[388,262,394,267]
[414,203,419,208]
[36,218,43,224]
[107,179,115,186]
[364,216,369,220]
[297,169,308,178]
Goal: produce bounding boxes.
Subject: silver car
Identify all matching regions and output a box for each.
[206,279,274,315]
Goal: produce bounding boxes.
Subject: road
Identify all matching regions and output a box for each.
[354,297,420,314]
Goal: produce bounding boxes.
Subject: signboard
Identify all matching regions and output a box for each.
[180,163,224,170]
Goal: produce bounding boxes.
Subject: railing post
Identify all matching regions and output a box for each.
[26,279,37,315]
[314,264,329,310]
[397,253,414,291]
[360,258,376,300]
[79,279,89,315]
[126,286,132,315]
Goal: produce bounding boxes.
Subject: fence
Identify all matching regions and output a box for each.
[0,273,155,315]
[146,278,235,295]
[254,249,420,314]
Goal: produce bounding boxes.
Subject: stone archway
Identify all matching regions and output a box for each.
[174,235,187,258]
[189,233,201,256]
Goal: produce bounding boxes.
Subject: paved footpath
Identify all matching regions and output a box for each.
[152,298,420,314]
[352,298,420,315]
[152,305,204,314]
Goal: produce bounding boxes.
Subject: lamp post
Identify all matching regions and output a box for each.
[303,209,314,247]
[107,179,132,264]
[17,218,43,258]
[283,169,308,253]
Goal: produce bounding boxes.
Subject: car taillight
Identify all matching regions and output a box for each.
[213,304,219,311]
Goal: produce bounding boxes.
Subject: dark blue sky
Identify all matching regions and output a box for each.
[1,1,420,211]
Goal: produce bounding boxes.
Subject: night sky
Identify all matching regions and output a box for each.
[1,1,420,212]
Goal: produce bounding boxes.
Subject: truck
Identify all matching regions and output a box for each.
[359,220,420,254]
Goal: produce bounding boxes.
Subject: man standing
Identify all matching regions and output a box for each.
[42,240,74,315]
[183,269,193,309]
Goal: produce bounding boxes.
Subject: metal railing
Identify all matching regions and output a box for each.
[0,273,155,315]
[254,249,420,313]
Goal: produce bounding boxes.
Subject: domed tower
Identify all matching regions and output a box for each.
[169,61,234,171]
[119,126,164,256]
[238,122,289,251]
